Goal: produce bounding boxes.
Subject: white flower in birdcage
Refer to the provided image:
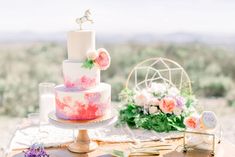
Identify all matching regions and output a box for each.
[148,97,160,106]
[134,90,151,107]
[168,86,180,97]
[173,107,183,116]
[149,106,159,114]
[149,83,167,95]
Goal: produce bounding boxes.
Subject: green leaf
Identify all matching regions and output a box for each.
[118,103,188,133]
[106,149,126,157]
[119,88,135,103]
[82,59,95,69]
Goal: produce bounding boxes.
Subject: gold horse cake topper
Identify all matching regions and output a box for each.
[76,9,94,30]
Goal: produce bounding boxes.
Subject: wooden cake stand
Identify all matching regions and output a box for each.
[48,112,117,153]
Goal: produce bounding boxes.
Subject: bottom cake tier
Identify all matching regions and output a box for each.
[55,83,111,120]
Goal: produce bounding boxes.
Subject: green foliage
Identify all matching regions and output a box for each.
[184,95,197,108]
[0,42,63,116]
[118,88,197,132]
[106,150,126,157]
[119,104,185,132]
[118,88,135,103]
[82,59,95,69]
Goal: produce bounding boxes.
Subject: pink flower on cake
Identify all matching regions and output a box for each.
[87,49,98,60]
[56,97,67,110]
[64,75,97,89]
[84,93,101,103]
[184,115,200,129]
[159,97,176,113]
[64,78,75,88]
[63,106,75,116]
[95,102,106,117]
[63,96,72,104]
[79,76,96,89]
[74,100,83,107]
[94,48,111,70]
[94,97,110,117]
[74,100,99,119]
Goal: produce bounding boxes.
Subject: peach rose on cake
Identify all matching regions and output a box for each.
[95,48,111,70]
[159,97,176,113]
[86,49,98,60]
[134,90,151,107]
[79,75,96,89]
[184,115,200,129]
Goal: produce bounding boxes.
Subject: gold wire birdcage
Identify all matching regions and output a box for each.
[125,57,192,94]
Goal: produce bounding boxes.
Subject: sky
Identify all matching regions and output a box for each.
[0,0,235,34]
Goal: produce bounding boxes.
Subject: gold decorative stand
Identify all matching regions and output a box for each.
[68,130,98,153]
[48,112,117,153]
[182,131,221,156]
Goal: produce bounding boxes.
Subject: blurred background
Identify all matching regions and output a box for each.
[0,0,235,146]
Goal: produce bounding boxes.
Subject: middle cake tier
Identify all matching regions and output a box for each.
[63,60,100,90]
[55,83,111,120]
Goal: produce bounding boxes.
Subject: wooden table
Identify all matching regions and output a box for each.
[9,138,235,157]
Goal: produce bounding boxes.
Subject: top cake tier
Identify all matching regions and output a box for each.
[67,30,95,61]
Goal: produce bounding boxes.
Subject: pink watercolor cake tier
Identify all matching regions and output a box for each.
[63,60,100,90]
[55,83,111,120]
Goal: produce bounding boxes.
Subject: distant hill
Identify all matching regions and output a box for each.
[0,31,235,47]
[0,31,66,43]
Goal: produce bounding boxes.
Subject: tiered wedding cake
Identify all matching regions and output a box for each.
[55,14,111,120]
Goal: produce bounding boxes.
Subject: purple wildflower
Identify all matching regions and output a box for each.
[24,143,49,157]
[175,96,185,109]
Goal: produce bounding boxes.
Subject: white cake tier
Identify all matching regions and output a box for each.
[67,30,95,61]
[63,60,100,90]
[55,83,111,120]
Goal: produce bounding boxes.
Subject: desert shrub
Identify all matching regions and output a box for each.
[226,89,235,107]
[199,76,233,97]
[0,42,64,116]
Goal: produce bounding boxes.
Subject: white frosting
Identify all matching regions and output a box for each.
[67,30,95,61]
[63,60,100,89]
